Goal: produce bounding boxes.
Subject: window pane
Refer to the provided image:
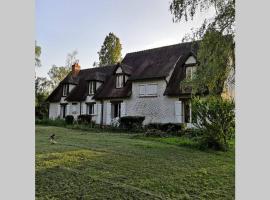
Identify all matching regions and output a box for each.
[139,85,145,96]
[186,67,192,79]
[119,75,123,87]
[116,75,124,88]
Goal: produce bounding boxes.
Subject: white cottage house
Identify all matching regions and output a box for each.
[47,41,199,126]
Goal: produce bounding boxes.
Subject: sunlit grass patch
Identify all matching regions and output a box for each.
[36,149,106,171]
[36,126,234,199]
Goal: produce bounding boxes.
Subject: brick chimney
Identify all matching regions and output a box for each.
[72,60,80,77]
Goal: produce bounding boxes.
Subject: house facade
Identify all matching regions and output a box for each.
[47,42,199,126]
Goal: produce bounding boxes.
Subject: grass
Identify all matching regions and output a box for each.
[36,125,235,200]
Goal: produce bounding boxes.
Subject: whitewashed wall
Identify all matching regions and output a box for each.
[49,80,185,125]
[49,103,59,119]
[125,79,180,125]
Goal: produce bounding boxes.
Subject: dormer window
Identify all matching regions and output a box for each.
[116,74,124,88]
[185,55,197,80]
[186,66,197,80]
[63,84,69,96]
[89,81,96,95]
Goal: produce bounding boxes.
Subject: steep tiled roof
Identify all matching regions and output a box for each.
[46,65,115,102]
[47,41,199,102]
[122,41,198,81]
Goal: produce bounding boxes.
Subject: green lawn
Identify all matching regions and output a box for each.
[36,126,235,200]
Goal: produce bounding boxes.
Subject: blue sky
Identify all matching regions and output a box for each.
[36,0,214,78]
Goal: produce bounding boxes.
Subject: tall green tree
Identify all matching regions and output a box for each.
[170,0,235,96]
[48,65,70,89]
[35,41,42,67]
[98,32,122,66]
[35,77,52,119]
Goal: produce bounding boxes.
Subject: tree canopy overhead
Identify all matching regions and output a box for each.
[169,0,235,96]
[98,32,122,66]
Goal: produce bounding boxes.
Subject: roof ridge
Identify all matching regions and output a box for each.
[80,64,115,72]
[125,41,195,56]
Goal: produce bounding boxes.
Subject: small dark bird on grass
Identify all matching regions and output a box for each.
[49,134,57,144]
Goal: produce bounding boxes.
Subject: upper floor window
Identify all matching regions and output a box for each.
[116,75,124,88]
[63,84,69,96]
[186,66,197,80]
[89,81,96,95]
[139,83,157,97]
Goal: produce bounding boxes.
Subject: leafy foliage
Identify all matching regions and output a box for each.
[192,96,235,151]
[98,32,122,66]
[35,77,52,119]
[77,115,93,124]
[35,41,41,67]
[183,30,234,95]
[35,93,49,120]
[170,0,235,96]
[65,115,74,125]
[35,77,52,96]
[170,0,235,34]
[48,65,70,89]
[35,118,66,126]
[119,116,145,131]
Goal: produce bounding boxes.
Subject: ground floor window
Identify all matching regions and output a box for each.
[60,104,67,118]
[87,103,95,115]
[72,103,77,114]
[111,101,122,118]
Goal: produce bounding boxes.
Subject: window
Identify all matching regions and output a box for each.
[87,103,95,115]
[63,84,69,96]
[186,66,197,80]
[116,75,124,88]
[72,103,77,114]
[139,83,157,97]
[146,84,157,95]
[139,85,146,96]
[112,102,121,118]
[89,81,96,95]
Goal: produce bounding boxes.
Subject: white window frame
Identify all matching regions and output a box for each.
[116,75,124,88]
[139,84,146,96]
[186,66,197,80]
[89,81,96,95]
[139,83,157,97]
[72,103,77,114]
[147,83,157,96]
[87,103,95,115]
[112,102,121,118]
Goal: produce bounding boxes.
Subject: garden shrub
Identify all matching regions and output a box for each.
[35,118,66,127]
[65,115,74,125]
[192,96,235,151]
[145,123,185,135]
[119,116,145,131]
[77,115,92,124]
[144,128,167,137]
